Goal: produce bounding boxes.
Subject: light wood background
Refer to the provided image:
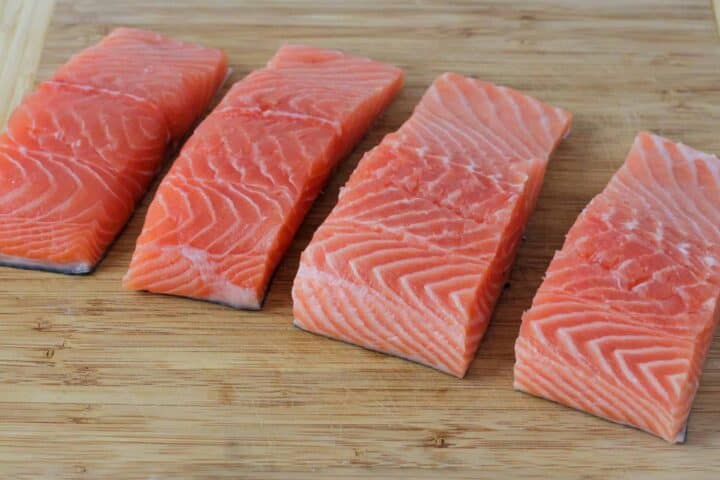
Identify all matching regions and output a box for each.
[1,0,720,478]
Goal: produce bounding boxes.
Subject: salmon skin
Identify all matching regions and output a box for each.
[122,45,404,309]
[0,28,228,274]
[513,132,720,443]
[292,73,572,377]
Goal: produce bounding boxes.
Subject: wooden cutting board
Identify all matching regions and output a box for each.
[2,0,720,477]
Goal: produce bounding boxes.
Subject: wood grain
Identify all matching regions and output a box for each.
[0,0,55,128]
[2,0,720,478]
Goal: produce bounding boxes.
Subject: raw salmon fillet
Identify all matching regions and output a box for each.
[292,73,572,377]
[122,45,403,309]
[0,28,227,274]
[513,132,720,443]
[53,28,228,141]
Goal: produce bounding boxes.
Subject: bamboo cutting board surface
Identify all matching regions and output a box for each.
[2,1,720,478]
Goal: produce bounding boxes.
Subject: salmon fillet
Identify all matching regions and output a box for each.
[513,132,720,443]
[292,73,572,377]
[53,27,228,140]
[122,45,403,309]
[0,28,227,274]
